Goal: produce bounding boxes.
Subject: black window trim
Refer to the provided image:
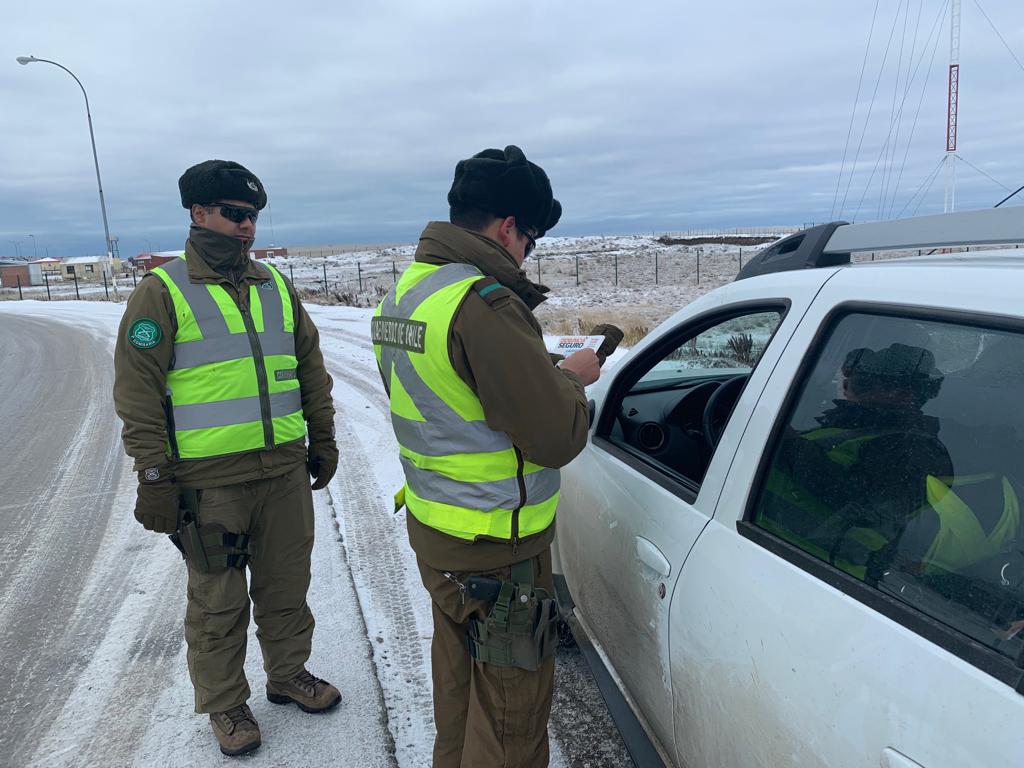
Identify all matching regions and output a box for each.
[739,299,1024,692]
[591,299,792,506]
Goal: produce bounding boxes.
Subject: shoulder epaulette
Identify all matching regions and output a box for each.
[471,277,513,308]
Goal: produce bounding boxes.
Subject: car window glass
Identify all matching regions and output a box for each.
[752,312,1024,662]
[637,312,780,387]
[607,310,782,489]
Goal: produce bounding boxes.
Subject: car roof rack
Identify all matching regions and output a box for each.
[735,207,1024,281]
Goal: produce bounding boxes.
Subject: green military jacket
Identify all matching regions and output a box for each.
[113,237,334,489]
[399,222,590,571]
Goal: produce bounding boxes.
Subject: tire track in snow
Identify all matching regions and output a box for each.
[329,405,435,765]
[322,329,435,767]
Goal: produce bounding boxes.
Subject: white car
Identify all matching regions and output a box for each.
[554,208,1024,768]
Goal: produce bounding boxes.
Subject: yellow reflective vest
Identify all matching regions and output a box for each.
[373,262,559,543]
[151,256,305,460]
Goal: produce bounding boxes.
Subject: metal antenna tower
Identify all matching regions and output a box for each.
[944,0,961,212]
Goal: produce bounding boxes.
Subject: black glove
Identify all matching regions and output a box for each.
[307,421,339,491]
[588,323,625,365]
[134,466,180,534]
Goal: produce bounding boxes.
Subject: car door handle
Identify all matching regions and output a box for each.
[881,748,924,768]
[635,537,671,578]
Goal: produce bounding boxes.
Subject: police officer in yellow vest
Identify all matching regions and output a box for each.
[113,160,341,757]
[374,146,601,767]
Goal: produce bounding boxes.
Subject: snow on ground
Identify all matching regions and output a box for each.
[0,299,622,766]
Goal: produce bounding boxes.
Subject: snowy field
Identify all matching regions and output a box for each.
[0,299,630,767]
[1,233,786,331]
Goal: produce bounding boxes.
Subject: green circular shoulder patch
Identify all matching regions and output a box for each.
[127,317,163,349]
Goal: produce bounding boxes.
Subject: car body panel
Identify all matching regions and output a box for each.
[557,254,1024,767]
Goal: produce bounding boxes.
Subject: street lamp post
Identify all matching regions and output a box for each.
[9,241,21,259]
[17,55,118,298]
[28,234,37,260]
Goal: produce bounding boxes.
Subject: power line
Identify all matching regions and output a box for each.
[852,0,949,221]
[898,155,945,217]
[994,185,1024,207]
[832,0,882,219]
[888,0,948,216]
[912,159,946,216]
[972,0,1024,75]
[839,0,908,218]
[954,153,1012,191]
[880,0,921,220]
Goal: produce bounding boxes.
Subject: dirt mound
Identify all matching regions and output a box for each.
[656,235,778,247]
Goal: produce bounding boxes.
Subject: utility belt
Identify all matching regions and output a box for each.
[463,559,559,672]
[168,488,252,573]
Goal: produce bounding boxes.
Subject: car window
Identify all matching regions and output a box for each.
[751,312,1024,662]
[636,312,780,388]
[605,309,783,489]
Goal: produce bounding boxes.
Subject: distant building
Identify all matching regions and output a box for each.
[62,256,123,280]
[252,246,288,260]
[0,261,30,288]
[31,257,62,275]
[29,258,62,286]
[134,251,184,272]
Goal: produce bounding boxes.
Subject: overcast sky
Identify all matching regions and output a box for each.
[2,0,1022,259]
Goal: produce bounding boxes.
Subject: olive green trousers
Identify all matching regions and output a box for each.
[184,464,315,714]
[417,548,555,768]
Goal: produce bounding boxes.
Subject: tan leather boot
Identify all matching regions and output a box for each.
[266,669,342,713]
[209,704,261,756]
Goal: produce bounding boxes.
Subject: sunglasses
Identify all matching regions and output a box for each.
[208,202,259,224]
[516,224,537,257]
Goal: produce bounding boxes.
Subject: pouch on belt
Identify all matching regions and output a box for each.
[466,559,559,672]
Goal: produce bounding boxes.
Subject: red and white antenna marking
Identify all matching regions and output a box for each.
[944,0,961,212]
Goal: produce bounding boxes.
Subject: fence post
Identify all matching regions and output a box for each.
[73,271,81,300]
[322,262,329,295]
[358,262,363,292]
[614,253,618,286]
[17,275,23,300]
[45,271,51,300]
[289,263,295,284]
[393,261,397,283]
[575,254,579,286]
[655,252,659,285]
[537,257,541,284]
[739,248,743,271]
[696,249,701,285]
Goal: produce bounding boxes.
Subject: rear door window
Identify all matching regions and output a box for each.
[751,312,1024,662]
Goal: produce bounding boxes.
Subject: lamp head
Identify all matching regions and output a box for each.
[16,56,36,65]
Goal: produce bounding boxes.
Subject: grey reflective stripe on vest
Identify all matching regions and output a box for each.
[400,456,560,511]
[158,258,295,370]
[379,264,512,457]
[172,325,296,369]
[172,389,303,431]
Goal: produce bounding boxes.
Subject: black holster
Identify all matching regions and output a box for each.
[167,488,251,573]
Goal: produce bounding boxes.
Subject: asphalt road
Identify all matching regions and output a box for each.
[0,313,144,766]
[0,311,631,767]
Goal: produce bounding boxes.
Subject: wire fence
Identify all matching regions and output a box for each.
[0,268,138,302]
[4,239,1003,305]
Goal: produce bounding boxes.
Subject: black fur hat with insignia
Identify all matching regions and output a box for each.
[178,160,267,210]
[447,145,561,237]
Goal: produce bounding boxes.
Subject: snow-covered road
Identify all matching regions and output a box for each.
[0,301,629,767]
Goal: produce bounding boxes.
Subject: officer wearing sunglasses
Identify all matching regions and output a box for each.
[113,159,341,757]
